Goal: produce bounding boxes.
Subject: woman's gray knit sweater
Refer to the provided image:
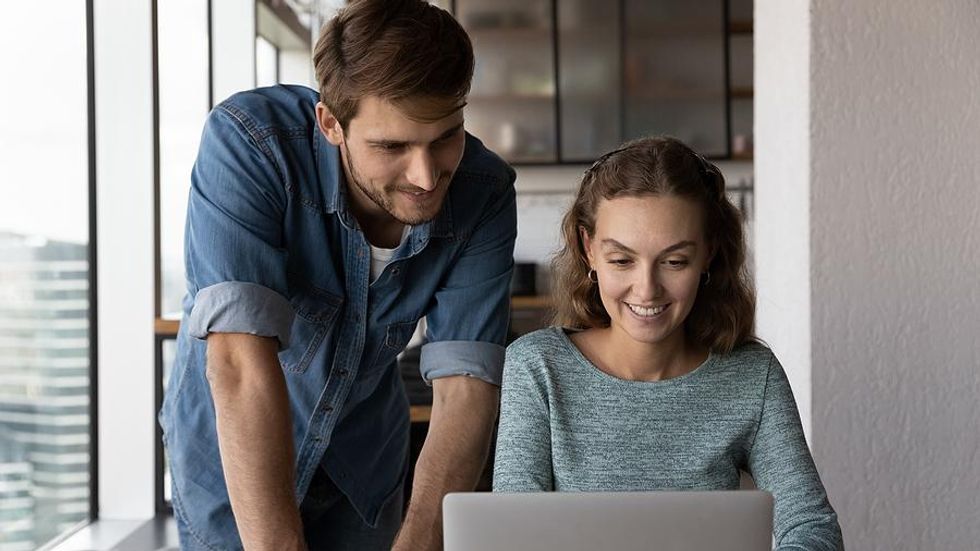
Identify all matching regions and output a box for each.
[493,327,843,550]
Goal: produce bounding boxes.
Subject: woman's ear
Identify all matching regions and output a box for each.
[315,102,344,146]
[579,226,595,268]
[704,241,718,272]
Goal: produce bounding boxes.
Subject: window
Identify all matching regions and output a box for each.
[0,1,94,548]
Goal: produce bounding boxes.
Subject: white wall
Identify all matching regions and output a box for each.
[753,0,812,440]
[94,0,157,519]
[757,1,980,548]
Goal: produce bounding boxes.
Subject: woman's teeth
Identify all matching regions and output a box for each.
[627,303,667,316]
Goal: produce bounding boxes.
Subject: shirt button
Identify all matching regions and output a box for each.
[391,267,400,275]
[338,369,348,377]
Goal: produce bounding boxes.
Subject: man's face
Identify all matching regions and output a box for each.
[317,95,466,226]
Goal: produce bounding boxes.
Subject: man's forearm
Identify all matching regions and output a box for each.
[207,333,306,551]
[394,376,499,551]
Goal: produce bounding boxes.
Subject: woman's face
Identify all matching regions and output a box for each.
[583,194,711,348]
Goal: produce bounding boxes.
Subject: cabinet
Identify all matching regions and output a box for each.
[446,0,752,162]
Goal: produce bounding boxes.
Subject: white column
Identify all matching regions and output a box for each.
[753,0,812,440]
[757,0,980,548]
[94,0,156,519]
[211,0,257,105]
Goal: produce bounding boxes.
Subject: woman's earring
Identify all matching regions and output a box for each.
[701,271,711,286]
[588,268,598,283]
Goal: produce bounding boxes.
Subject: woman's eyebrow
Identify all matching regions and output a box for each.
[600,239,696,255]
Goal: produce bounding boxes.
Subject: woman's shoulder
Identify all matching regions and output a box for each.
[712,340,779,380]
[507,326,568,355]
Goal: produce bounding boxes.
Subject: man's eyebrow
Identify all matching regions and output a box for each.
[599,239,696,255]
[366,122,464,147]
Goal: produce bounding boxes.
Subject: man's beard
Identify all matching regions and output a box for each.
[342,142,442,226]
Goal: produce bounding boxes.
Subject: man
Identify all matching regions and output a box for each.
[158,1,516,549]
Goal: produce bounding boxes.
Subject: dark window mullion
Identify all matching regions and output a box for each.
[86,0,100,522]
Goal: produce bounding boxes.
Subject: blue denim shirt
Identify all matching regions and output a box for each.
[158,85,516,548]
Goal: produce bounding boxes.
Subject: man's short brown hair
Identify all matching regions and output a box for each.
[313,0,474,129]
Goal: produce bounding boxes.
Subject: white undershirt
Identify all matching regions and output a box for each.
[369,225,410,282]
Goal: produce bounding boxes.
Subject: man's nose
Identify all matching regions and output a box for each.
[406,149,437,191]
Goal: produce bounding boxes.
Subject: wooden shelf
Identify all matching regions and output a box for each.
[155,318,180,337]
[154,295,552,336]
[468,94,554,103]
[730,87,754,99]
[729,21,753,34]
[467,27,551,41]
[511,295,551,310]
[410,405,431,423]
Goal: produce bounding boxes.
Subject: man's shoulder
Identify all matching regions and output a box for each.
[214,84,319,137]
[445,133,516,229]
[456,133,516,192]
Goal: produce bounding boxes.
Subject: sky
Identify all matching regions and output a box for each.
[0,2,89,244]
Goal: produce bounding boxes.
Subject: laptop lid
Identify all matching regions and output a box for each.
[443,491,773,551]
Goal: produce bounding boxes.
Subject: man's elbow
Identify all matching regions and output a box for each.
[432,375,500,424]
[205,332,280,397]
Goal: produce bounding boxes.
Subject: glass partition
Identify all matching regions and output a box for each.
[0,1,93,547]
[457,0,557,162]
[158,0,210,320]
[624,0,727,156]
[558,0,623,161]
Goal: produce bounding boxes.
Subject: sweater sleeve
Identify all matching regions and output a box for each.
[492,338,554,491]
[748,355,844,550]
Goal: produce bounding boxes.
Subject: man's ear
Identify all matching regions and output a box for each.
[315,102,344,146]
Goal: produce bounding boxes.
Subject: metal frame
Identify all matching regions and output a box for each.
[453,0,741,165]
[86,0,100,522]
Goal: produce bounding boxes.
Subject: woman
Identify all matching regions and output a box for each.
[493,137,843,549]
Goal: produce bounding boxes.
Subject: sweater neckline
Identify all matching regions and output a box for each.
[554,327,716,388]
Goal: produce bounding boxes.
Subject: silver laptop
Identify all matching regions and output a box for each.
[443,491,773,551]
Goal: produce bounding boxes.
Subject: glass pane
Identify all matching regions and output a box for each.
[159,0,210,320]
[161,339,177,504]
[624,0,727,157]
[427,0,452,12]
[729,31,753,158]
[0,1,92,548]
[558,0,622,161]
[457,0,556,162]
[256,35,279,87]
[730,0,753,23]
[256,0,317,87]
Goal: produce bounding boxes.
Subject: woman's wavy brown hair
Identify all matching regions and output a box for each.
[551,136,756,354]
[313,0,474,129]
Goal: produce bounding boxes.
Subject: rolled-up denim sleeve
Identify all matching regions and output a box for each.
[183,105,294,348]
[420,171,517,386]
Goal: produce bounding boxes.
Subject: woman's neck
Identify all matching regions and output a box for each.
[578,327,707,382]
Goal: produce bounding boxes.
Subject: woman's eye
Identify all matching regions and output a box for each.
[664,259,689,268]
[609,258,633,266]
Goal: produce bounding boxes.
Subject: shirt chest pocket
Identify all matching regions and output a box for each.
[370,320,419,370]
[278,290,343,374]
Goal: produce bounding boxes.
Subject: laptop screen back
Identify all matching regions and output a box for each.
[443,491,773,551]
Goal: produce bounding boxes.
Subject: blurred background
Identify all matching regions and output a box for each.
[2,1,978,550]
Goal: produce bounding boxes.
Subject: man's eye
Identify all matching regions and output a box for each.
[377,143,404,152]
